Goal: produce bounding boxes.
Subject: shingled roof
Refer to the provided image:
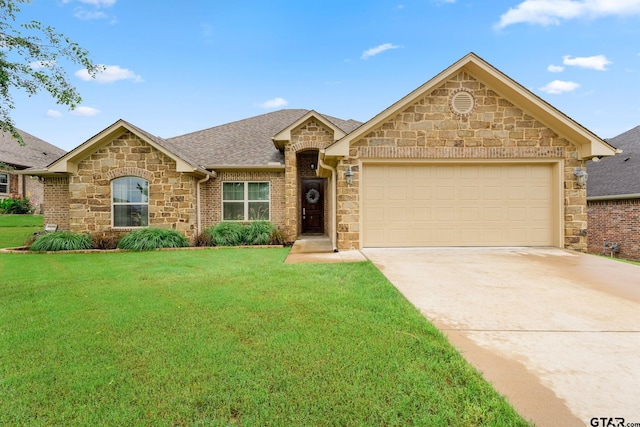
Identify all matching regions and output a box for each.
[0,129,65,169]
[167,109,362,167]
[587,125,640,198]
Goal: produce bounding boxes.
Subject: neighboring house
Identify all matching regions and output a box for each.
[0,129,66,212]
[27,53,616,251]
[587,125,640,260]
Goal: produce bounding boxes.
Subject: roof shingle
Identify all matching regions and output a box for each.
[587,125,640,198]
[0,129,66,169]
[167,109,362,167]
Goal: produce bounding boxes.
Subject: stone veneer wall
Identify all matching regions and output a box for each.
[43,176,70,230]
[199,170,286,232]
[283,120,336,241]
[587,199,640,261]
[67,131,198,238]
[335,71,586,250]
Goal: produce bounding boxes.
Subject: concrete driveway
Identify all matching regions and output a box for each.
[362,247,640,427]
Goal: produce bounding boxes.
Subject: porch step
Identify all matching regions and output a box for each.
[289,236,334,254]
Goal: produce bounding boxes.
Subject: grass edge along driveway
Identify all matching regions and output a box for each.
[0,248,529,426]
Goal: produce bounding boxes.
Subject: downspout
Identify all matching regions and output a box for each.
[196,172,213,235]
[318,150,338,252]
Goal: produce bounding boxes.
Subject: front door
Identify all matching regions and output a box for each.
[301,178,324,234]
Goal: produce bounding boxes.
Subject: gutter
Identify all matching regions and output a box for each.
[587,193,640,202]
[318,150,338,252]
[196,171,215,235]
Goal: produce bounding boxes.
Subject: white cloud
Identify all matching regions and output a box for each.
[563,54,612,70]
[539,80,580,94]
[75,65,143,83]
[46,109,63,118]
[495,0,640,29]
[71,106,100,116]
[74,10,108,20]
[65,0,116,6]
[259,97,288,109]
[361,43,400,60]
[547,64,565,72]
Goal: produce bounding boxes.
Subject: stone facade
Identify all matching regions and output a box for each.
[44,132,199,239]
[283,119,335,241]
[587,199,640,261]
[334,71,586,250]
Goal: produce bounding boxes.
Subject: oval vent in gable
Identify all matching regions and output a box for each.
[450,90,475,115]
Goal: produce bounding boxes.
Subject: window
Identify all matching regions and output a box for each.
[112,177,149,227]
[223,182,270,221]
[0,173,7,194]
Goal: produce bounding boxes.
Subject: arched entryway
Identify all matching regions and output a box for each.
[297,151,326,235]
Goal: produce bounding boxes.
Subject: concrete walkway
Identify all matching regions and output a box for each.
[362,247,640,427]
[284,236,367,264]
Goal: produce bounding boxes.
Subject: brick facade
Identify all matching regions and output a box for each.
[0,170,45,213]
[334,71,586,250]
[199,170,286,231]
[587,199,640,261]
[43,176,70,230]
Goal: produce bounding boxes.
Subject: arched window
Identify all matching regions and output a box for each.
[112,177,149,227]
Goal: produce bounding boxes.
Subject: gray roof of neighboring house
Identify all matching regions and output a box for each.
[0,128,66,169]
[587,125,640,198]
[167,109,362,167]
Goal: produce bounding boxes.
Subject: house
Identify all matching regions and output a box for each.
[27,53,616,251]
[587,125,640,260]
[1,128,66,212]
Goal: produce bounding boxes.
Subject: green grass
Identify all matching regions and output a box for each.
[0,248,528,426]
[0,214,43,248]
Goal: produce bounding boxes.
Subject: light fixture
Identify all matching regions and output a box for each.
[345,166,354,186]
[574,167,588,187]
[309,162,316,170]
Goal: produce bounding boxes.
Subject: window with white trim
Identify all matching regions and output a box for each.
[112,177,149,227]
[0,173,7,194]
[223,182,270,221]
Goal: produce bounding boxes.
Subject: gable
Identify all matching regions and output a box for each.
[325,53,616,160]
[272,110,347,151]
[31,120,209,177]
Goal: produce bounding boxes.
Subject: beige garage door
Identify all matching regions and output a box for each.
[362,163,554,247]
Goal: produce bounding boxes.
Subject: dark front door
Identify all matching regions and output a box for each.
[301,178,324,234]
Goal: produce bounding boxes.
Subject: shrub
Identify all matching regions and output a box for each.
[194,231,214,247]
[117,228,190,251]
[90,231,122,250]
[269,227,289,246]
[208,222,245,246]
[29,231,92,252]
[0,194,34,214]
[245,221,275,245]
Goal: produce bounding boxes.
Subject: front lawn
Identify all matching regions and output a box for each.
[0,214,43,248]
[0,249,528,426]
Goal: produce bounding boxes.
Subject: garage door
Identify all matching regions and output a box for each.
[362,163,554,247]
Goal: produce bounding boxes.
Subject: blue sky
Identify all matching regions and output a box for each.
[10,0,640,151]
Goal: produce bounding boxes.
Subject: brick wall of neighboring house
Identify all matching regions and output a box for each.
[24,175,45,213]
[284,119,336,241]
[587,199,640,261]
[44,131,200,239]
[334,71,586,251]
[0,170,45,213]
[199,170,286,233]
[43,176,70,230]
